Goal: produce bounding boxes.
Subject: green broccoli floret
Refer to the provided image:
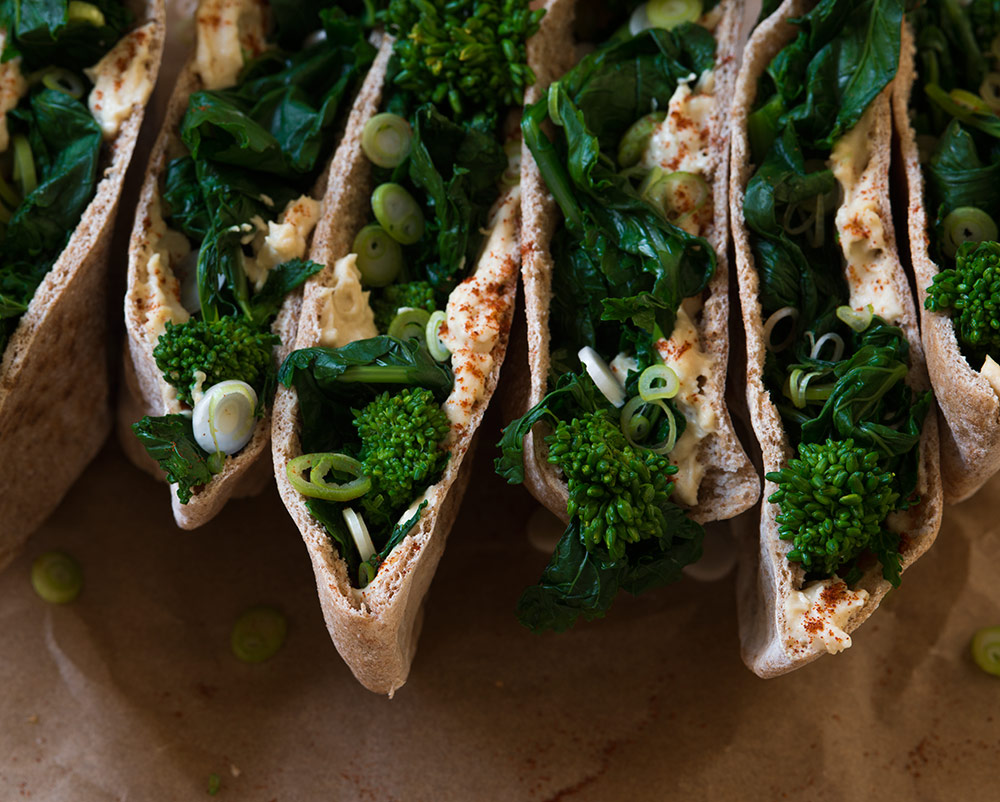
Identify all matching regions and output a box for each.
[545,410,678,561]
[354,387,451,519]
[381,0,543,119]
[372,281,436,333]
[766,438,901,576]
[925,240,1000,352]
[153,317,279,406]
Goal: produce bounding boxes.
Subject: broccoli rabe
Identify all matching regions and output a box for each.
[766,438,900,576]
[546,410,678,562]
[354,387,451,520]
[153,317,278,406]
[372,281,436,333]
[926,240,1000,353]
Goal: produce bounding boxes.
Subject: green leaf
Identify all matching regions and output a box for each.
[248,258,324,327]
[131,415,214,505]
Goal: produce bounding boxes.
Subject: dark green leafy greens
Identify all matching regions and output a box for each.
[131,415,215,504]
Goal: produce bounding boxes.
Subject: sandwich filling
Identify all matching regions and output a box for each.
[744,0,930,655]
[0,2,156,355]
[131,2,376,503]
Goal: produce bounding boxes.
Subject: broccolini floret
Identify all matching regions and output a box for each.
[925,240,1000,352]
[154,317,279,406]
[372,281,436,333]
[354,387,451,519]
[766,438,900,576]
[546,410,678,561]
[381,0,543,119]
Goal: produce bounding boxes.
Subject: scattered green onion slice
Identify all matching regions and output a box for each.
[836,304,873,332]
[617,111,666,169]
[388,307,431,341]
[786,369,833,409]
[941,206,998,259]
[646,0,702,29]
[640,168,710,223]
[981,72,1000,114]
[358,560,377,588]
[762,306,799,352]
[40,67,85,99]
[230,605,287,663]
[371,183,424,245]
[352,224,403,287]
[31,551,83,604]
[425,310,450,362]
[949,87,992,115]
[286,452,371,501]
[361,113,412,168]
[12,134,36,197]
[207,773,222,796]
[578,346,626,408]
[639,363,680,401]
[343,508,376,563]
[620,394,678,454]
[809,331,845,362]
[67,0,105,26]
[971,626,1000,676]
[192,380,258,456]
[547,82,563,127]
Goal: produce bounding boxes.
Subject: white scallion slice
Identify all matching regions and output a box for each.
[361,113,412,169]
[810,332,845,362]
[578,346,626,408]
[342,508,376,563]
[762,306,799,352]
[192,380,258,456]
[836,304,873,332]
[425,310,450,362]
[638,364,680,401]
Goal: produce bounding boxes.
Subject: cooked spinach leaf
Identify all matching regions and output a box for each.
[132,414,215,504]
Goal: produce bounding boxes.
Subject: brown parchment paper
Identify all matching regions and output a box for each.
[2,1,999,799]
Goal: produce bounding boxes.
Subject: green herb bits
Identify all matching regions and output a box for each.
[371,183,424,245]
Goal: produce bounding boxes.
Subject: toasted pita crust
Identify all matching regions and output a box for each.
[119,26,369,529]
[729,0,942,678]
[893,23,1000,503]
[0,0,166,570]
[271,36,521,695]
[518,0,759,524]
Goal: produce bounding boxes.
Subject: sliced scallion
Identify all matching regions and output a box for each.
[31,551,83,604]
[67,1,105,26]
[620,394,678,454]
[809,331,845,363]
[617,111,666,169]
[191,380,258,456]
[12,134,36,197]
[230,606,287,663]
[941,206,998,258]
[352,224,403,287]
[371,183,424,245]
[971,625,1000,677]
[646,0,702,29]
[638,363,680,401]
[287,452,371,501]
[388,307,431,342]
[640,168,710,223]
[578,346,626,408]
[41,67,85,99]
[762,306,799,352]
[361,113,412,168]
[836,304,873,332]
[425,310,450,362]
[343,508,376,563]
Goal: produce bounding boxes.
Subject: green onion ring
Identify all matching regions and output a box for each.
[950,87,992,115]
[836,304,873,332]
[621,395,678,455]
[286,453,371,501]
[388,307,431,342]
[762,306,799,352]
[41,67,85,99]
[810,332,845,362]
[352,224,403,287]
[971,625,1000,677]
[13,134,36,197]
[941,206,998,259]
[646,0,702,29]
[617,111,666,169]
[371,183,424,245]
[361,113,412,168]
[230,606,287,663]
[425,310,450,362]
[639,364,680,401]
[67,1,106,26]
[31,551,83,604]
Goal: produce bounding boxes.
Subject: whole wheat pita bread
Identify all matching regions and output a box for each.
[892,22,1000,504]
[0,0,166,571]
[271,35,521,696]
[517,0,759,527]
[118,18,370,530]
[729,0,942,678]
